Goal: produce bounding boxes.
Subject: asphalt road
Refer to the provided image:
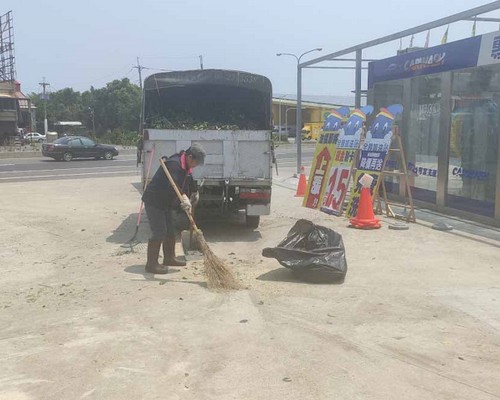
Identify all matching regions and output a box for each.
[0,154,140,183]
[275,143,315,169]
[0,144,316,183]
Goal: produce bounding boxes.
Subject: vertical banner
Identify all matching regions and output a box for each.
[321,106,374,215]
[303,107,350,209]
[346,105,404,218]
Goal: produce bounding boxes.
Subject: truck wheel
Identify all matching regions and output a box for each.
[246,215,260,229]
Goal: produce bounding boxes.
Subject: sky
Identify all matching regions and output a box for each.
[2,0,500,97]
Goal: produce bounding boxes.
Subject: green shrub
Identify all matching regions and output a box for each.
[95,130,139,146]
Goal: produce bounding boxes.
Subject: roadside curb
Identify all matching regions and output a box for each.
[273,175,299,191]
[0,151,42,159]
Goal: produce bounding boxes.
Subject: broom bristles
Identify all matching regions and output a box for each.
[195,231,240,290]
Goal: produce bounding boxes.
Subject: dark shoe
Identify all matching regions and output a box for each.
[146,240,169,274]
[163,236,187,267]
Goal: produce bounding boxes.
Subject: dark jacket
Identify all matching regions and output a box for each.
[142,151,196,210]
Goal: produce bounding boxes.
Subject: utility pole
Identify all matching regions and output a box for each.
[134,57,145,156]
[133,57,144,91]
[38,77,50,135]
[199,55,204,70]
[88,107,96,137]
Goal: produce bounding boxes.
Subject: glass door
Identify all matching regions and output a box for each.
[447,66,499,217]
[406,74,442,204]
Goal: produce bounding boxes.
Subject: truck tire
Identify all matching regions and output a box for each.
[246,215,260,229]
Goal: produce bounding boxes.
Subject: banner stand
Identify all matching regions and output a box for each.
[374,126,416,223]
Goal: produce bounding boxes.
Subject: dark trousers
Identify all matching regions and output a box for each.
[144,203,177,241]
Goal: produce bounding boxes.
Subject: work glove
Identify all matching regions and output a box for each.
[180,194,192,214]
[190,191,200,207]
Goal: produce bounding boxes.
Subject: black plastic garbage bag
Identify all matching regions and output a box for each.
[262,219,347,283]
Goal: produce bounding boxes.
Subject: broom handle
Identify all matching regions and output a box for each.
[159,158,200,232]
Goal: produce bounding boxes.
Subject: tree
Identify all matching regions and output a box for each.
[29,78,141,136]
[30,88,84,131]
[89,78,141,134]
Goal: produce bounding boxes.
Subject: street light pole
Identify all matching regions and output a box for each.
[278,98,282,143]
[285,107,297,138]
[276,48,322,175]
[296,64,302,176]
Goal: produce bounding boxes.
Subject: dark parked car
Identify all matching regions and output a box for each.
[42,136,119,161]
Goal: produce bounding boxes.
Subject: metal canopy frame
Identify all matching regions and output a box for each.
[290,1,500,173]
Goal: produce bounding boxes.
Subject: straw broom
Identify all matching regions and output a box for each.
[160,159,240,290]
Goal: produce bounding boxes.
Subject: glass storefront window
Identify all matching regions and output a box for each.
[372,80,404,112]
[372,80,404,194]
[447,66,499,217]
[406,74,442,203]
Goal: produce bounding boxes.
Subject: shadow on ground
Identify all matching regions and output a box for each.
[124,265,208,289]
[199,222,263,243]
[131,182,143,193]
[107,213,149,245]
[107,183,144,244]
[108,212,262,245]
[194,214,263,242]
[257,268,345,285]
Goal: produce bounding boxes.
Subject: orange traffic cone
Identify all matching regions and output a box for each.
[295,166,307,197]
[349,187,381,229]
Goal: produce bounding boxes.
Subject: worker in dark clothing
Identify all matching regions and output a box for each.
[142,144,206,274]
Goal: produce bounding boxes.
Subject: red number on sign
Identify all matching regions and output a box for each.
[323,169,338,208]
[323,167,350,211]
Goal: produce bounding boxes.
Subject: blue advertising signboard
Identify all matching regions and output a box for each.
[368,36,482,88]
[346,105,403,218]
[478,31,500,66]
[320,106,373,216]
[369,30,500,88]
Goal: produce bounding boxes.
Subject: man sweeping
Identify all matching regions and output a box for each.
[142,144,206,274]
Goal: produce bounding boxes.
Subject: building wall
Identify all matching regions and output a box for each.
[0,81,32,142]
[272,100,335,129]
[0,96,18,144]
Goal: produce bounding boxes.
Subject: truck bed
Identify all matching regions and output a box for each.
[144,129,272,185]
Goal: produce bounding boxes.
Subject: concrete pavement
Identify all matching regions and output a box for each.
[0,174,499,399]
